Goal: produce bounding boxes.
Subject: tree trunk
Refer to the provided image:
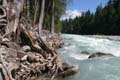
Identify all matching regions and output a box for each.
[26,0,30,18]
[2,0,7,7]
[38,0,45,36]
[13,0,24,33]
[51,1,55,36]
[3,0,24,39]
[33,0,39,25]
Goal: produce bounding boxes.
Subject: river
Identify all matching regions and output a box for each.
[58,34,120,80]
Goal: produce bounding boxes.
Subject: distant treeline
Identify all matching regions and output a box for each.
[61,0,120,35]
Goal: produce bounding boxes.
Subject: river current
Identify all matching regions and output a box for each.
[58,34,120,80]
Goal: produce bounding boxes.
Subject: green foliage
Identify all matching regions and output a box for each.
[62,0,120,35]
[55,21,62,33]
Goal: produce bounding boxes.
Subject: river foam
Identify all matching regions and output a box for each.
[61,34,120,57]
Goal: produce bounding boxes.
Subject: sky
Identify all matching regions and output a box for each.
[61,0,109,20]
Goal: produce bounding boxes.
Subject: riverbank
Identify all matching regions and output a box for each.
[88,35,120,41]
[0,6,79,80]
[0,32,79,80]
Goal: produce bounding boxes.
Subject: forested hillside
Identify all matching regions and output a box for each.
[62,0,120,35]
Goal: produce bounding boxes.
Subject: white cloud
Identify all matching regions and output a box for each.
[60,9,82,20]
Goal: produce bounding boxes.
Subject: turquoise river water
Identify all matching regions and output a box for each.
[58,34,120,80]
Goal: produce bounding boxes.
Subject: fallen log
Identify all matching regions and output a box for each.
[19,23,42,52]
[17,24,63,79]
[38,36,63,70]
[56,63,79,78]
[19,23,63,72]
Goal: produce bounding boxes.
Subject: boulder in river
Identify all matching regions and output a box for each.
[88,52,114,59]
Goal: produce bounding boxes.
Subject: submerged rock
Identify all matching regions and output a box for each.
[88,52,114,59]
[80,51,90,55]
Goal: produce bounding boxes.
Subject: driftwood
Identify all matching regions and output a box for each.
[56,63,79,78]
[19,23,42,52]
[18,23,63,79]
[0,6,6,19]
[0,2,79,80]
[0,55,13,80]
[38,36,63,69]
